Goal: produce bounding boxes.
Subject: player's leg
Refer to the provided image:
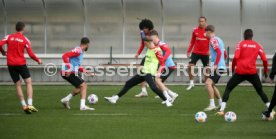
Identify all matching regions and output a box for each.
[19,65,38,112]
[155,76,171,101]
[144,74,172,107]
[105,74,144,104]
[187,53,199,90]
[201,55,210,82]
[79,82,94,110]
[159,68,178,103]
[8,66,31,114]
[213,86,222,107]
[135,57,148,97]
[247,74,270,108]
[263,84,276,119]
[218,74,244,115]
[204,78,217,111]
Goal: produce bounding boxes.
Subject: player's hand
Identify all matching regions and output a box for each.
[213,65,218,71]
[135,54,139,59]
[1,51,6,56]
[37,59,43,65]
[186,52,190,58]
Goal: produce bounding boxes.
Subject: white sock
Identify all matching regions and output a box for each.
[190,80,194,85]
[21,100,27,107]
[141,87,147,93]
[80,99,86,108]
[163,90,171,100]
[220,102,226,112]
[218,99,222,106]
[266,102,270,108]
[27,98,33,106]
[65,93,73,101]
[210,99,215,107]
[167,89,176,97]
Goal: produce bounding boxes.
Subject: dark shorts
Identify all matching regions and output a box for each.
[8,65,31,83]
[62,73,84,88]
[160,68,175,82]
[140,57,146,66]
[209,69,226,84]
[189,53,209,67]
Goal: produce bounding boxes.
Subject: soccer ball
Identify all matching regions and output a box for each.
[195,111,207,123]
[224,111,237,122]
[87,94,98,104]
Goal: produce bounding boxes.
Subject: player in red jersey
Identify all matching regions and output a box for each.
[186,17,210,91]
[217,29,271,116]
[0,22,42,114]
[134,19,154,98]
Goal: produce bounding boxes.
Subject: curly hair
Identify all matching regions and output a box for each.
[139,19,154,30]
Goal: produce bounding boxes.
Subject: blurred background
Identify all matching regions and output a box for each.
[1,0,276,55]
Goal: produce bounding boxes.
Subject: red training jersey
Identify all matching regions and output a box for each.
[0,32,40,66]
[232,40,268,75]
[187,26,209,56]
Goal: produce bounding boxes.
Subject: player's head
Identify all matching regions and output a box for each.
[80,37,90,51]
[205,25,215,39]
[244,29,253,40]
[139,19,154,34]
[198,16,207,28]
[16,21,25,32]
[149,30,159,44]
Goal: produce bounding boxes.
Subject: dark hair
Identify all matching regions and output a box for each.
[199,16,207,21]
[149,29,158,36]
[244,29,253,40]
[205,25,215,32]
[81,37,90,45]
[139,19,154,30]
[16,21,25,32]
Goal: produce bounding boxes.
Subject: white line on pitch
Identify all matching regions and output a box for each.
[73,113,130,116]
[0,113,23,116]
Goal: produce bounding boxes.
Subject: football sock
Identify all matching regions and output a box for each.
[210,99,215,107]
[27,98,33,106]
[220,102,226,112]
[65,93,73,101]
[141,87,147,93]
[80,99,85,108]
[21,100,27,107]
[190,80,194,85]
[218,99,222,106]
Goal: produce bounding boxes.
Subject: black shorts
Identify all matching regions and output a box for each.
[8,65,31,83]
[189,53,209,67]
[140,57,146,66]
[62,73,84,88]
[160,68,175,82]
[209,69,226,84]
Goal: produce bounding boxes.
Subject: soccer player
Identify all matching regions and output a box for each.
[134,19,154,98]
[186,17,210,90]
[203,25,227,111]
[104,31,173,107]
[148,30,179,103]
[217,29,271,116]
[0,21,42,114]
[60,37,95,111]
[262,52,276,120]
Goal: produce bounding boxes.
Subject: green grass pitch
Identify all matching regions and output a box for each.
[0,85,275,139]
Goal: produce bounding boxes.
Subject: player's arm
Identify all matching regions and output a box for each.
[232,42,241,71]
[155,49,165,77]
[258,45,268,77]
[187,30,196,57]
[160,44,171,61]
[211,39,222,68]
[270,53,276,80]
[224,50,228,60]
[135,31,146,58]
[62,49,80,69]
[0,35,8,56]
[25,39,42,64]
